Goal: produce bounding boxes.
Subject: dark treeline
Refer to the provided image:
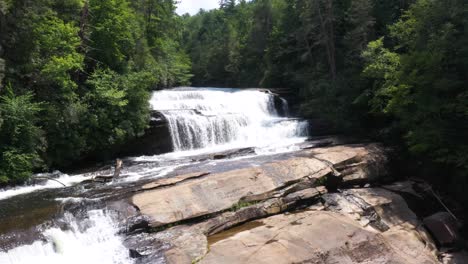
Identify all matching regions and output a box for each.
[183,0,467,202]
[0,0,191,183]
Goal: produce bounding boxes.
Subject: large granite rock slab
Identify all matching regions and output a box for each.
[126,183,444,264]
[133,157,331,226]
[131,144,386,227]
[123,141,452,264]
[202,210,439,264]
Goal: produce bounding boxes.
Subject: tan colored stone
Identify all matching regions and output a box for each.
[132,184,439,264]
[133,157,331,226]
[141,171,210,190]
[201,211,439,264]
[132,144,385,227]
[349,188,420,229]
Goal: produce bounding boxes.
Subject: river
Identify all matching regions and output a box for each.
[0,88,309,263]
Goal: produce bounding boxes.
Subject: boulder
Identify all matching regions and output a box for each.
[323,187,437,253]
[307,144,387,185]
[124,232,169,263]
[323,188,420,229]
[117,111,173,157]
[424,212,461,247]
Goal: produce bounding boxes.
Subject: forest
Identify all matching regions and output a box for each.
[0,0,192,183]
[0,0,467,203]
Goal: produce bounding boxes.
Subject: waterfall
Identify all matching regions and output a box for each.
[280,97,290,117]
[150,88,308,152]
[0,88,310,263]
[0,210,132,264]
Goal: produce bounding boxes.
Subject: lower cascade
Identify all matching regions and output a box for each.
[0,210,131,264]
[150,88,309,152]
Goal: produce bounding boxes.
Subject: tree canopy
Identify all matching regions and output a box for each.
[0,0,466,198]
[0,0,191,183]
[181,0,467,201]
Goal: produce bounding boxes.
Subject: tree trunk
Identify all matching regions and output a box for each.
[316,0,337,82]
[113,159,123,178]
[79,1,89,47]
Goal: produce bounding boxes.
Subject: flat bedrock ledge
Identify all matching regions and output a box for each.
[126,184,448,264]
[131,143,387,227]
[125,142,468,264]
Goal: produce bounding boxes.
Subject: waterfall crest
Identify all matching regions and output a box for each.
[150,88,308,152]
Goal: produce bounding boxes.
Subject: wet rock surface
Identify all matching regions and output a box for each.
[192,147,256,161]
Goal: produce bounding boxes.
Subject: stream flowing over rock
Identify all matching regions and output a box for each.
[0,88,464,264]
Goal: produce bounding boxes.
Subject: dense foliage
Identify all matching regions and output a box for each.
[0,0,191,184]
[363,0,468,170]
[182,0,467,199]
[0,0,466,196]
[182,0,414,129]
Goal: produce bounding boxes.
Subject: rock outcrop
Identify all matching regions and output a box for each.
[131,144,386,227]
[125,142,455,264]
[203,210,437,264]
[117,111,173,157]
[424,212,461,247]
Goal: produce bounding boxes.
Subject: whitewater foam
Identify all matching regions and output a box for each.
[150,88,308,152]
[0,172,92,201]
[0,210,132,264]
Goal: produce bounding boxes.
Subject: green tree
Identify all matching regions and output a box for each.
[0,0,190,179]
[363,0,468,169]
[88,0,138,72]
[83,68,152,152]
[32,13,84,98]
[0,87,44,184]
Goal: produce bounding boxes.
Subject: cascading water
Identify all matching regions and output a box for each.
[0,210,132,264]
[150,88,309,152]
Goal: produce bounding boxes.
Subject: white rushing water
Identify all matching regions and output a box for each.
[0,210,132,264]
[150,88,309,152]
[0,172,93,201]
